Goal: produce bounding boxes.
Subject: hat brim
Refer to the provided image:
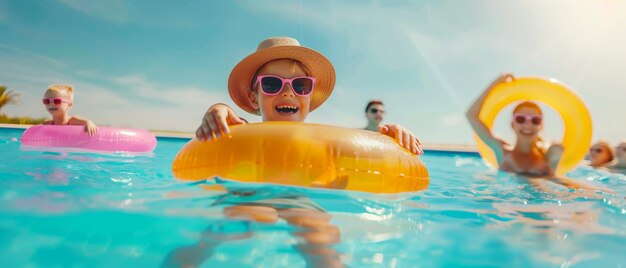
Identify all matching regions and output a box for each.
[228,46,336,115]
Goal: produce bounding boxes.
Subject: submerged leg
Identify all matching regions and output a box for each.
[162,205,278,268]
[279,208,344,268]
[223,205,280,223]
[161,219,254,268]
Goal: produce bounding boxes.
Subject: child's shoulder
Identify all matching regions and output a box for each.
[68,115,86,122]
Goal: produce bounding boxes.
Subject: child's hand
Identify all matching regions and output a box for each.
[84,121,98,136]
[379,124,423,155]
[196,104,247,141]
[489,73,514,89]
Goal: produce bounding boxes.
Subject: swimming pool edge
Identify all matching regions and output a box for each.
[0,124,479,154]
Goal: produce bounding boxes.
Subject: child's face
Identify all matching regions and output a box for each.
[589,144,612,166]
[511,107,543,141]
[43,90,72,116]
[248,59,311,122]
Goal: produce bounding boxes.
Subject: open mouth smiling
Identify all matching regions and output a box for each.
[275,105,299,114]
[520,129,535,135]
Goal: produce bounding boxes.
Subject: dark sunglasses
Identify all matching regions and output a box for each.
[590,148,604,154]
[369,108,385,114]
[513,113,542,125]
[255,75,316,96]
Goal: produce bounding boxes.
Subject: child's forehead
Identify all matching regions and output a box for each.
[514,107,541,115]
[44,89,68,97]
[591,144,607,149]
[258,59,308,76]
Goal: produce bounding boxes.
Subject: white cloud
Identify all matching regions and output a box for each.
[54,0,130,24]
[0,44,66,69]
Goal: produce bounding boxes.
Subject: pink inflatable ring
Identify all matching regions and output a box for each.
[20,125,157,153]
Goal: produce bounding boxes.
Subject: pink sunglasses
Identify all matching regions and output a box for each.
[42,98,72,105]
[254,75,316,96]
[513,113,542,125]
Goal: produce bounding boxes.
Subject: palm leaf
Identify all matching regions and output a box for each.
[0,85,20,113]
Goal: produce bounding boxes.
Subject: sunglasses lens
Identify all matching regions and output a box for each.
[370,108,378,114]
[531,117,542,125]
[260,77,283,94]
[53,99,62,105]
[291,78,313,96]
[514,116,526,124]
[42,99,50,105]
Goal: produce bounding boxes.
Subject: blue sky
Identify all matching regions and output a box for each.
[1,0,624,145]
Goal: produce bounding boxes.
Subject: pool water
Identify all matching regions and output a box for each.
[1,127,625,267]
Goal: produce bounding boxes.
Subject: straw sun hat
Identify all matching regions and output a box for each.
[228,37,336,115]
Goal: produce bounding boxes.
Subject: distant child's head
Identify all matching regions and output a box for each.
[365,99,385,125]
[589,141,614,167]
[511,101,543,142]
[228,37,335,122]
[43,84,74,116]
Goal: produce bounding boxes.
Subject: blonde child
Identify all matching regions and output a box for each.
[41,84,97,135]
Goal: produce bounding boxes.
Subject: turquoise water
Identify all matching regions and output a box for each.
[1,127,625,267]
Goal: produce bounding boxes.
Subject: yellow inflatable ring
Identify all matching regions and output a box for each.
[172,122,429,193]
[472,77,592,176]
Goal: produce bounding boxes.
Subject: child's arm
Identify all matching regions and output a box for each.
[68,116,98,136]
[379,124,423,155]
[548,176,614,194]
[466,73,512,164]
[196,103,247,140]
[546,143,565,172]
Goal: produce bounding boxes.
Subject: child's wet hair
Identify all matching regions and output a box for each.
[593,140,615,162]
[513,101,542,115]
[249,59,311,92]
[46,84,75,100]
[365,99,384,113]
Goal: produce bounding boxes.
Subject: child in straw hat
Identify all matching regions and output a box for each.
[166,37,421,267]
[195,37,423,155]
